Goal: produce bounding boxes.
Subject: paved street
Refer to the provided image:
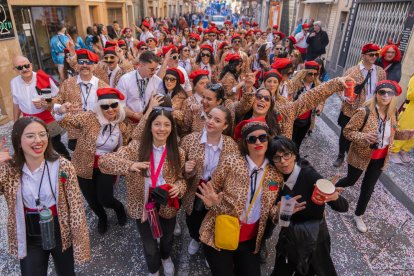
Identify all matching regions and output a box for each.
[1,96,413,275]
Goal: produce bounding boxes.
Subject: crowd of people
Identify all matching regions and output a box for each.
[1,15,414,276]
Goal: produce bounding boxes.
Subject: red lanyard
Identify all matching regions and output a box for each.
[150,147,167,188]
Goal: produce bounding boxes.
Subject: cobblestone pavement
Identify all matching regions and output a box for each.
[1,97,413,275]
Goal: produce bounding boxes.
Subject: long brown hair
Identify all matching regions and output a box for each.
[11,117,59,170]
[138,109,181,176]
[212,105,233,136]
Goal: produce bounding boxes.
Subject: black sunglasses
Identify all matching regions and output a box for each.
[275,47,284,50]
[366,53,379,57]
[377,90,395,96]
[273,152,293,163]
[100,102,119,110]
[255,94,271,102]
[223,47,230,50]
[233,40,241,44]
[201,53,211,57]
[246,134,268,144]
[15,64,31,70]
[164,76,177,82]
[307,72,318,77]
[153,106,173,112]
[140,47,148,50]
[78,60,94,65]
[171,55,179,60]
[207,83,223,91]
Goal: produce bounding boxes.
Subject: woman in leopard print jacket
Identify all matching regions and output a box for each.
[0,117,90,275]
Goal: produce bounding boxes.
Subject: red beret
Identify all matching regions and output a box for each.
[362,43,381,54]
[200,44,214,53]
[76,49,99,63]
[146,37,158,45]
[288,35,297,44]
[172,27,177,33]
[271,58,292,70]
[264,70,282,82]
[224,53,241,62]
[302,23,310,29]
[224,21,232,25]
[219,41,229,50]
[121,27,131,35]
[166,68,185,84]
[97,87,125,101]
[234,116,268,140]
[246,30,254,37]
[103,47,116,56]
[141,20,150,29]
[245,22,251,26]
[238,22,243,25]
[274,31,285,39]
[189,69,209,80]
[272,25,278,30]
[305,60,320,70]
[190,33,201,41]
[253,29,262,34]
[252,22,258,27]
[197,27,203,33]
[375,80,402,96]
[117,40,126,47]
[231,34,242,41]
[136,41,147,49]
[105,41,117,48]
[162,45,178,56]
[206,28,218,34]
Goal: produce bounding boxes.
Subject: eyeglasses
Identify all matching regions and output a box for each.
[23,131,49,141]
[201,53,211,57]
[171,55,179,60]
[190,40,197,43]
[223,47,230,50]
[153,106,173,112]
[182,49,190,52]
[78,60,94,65]
[273,152,293,163]
[209,34,217,37]
[307,72,318,77]
[377,90,395,96]
[147,39,155,43]
[246,134,268,144]
[140,47,148,50]
[164,76,177,82]
[233,40,241,44]
[15,64,31,70]
[366,53,379,57]
[255,94,271,102]
[100,102,119,110]
[386,51,396,54]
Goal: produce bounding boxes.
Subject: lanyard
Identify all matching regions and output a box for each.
[80,83,92,111]
[24,162,56,208]
[243,165,268,222]
[375,107,387,148]
[150,147,167,188]
[96,124,117,149]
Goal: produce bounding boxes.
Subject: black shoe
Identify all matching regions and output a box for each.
[97,217,108,235]
[333,154,345,168]
[116,207,127,226]
[259,241,268,264]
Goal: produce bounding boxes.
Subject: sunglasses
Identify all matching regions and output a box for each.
[273,152,293,163]
[307,72,318,77]
[100,102,119,110]
[78,60,94,65]
[377,90,395,96]
[153,106,173,112]
[182,49,190,52]
[190,40,197,43]
[275,47,284,50]
[201,53,211,57]
[223,47,230,51]
[147,39,155,43]
[15,64,31,70]
[207,83,223,91]
[246,134,268,144]
[104,56,116,60]
[366,53,379,57]
[171,55,179,60]
[140,47,148,50]
[255,94,271,102]
[233,40,241,44]
[164,76,177,82]
[209,34,217,37]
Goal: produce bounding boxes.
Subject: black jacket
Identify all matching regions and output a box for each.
[306,30,329,60]
[375,58,402,82]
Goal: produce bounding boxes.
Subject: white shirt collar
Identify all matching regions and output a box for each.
[200,128,224,151]
[246,155,269,172]
[153,144,166,152]
[22,160,45,176]
[359,63,376,73]
[194,93,203,104]
[76,75,99,86]
[284,164,301,190]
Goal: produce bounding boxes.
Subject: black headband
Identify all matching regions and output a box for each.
[375,82,397,94]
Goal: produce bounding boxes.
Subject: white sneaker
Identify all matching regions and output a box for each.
[187,239,200,255]
[173,222,182,236]
[354,215,367,233]
[161,257,175,276]
[389,152,403,164]
[148,271,159,276]
[399,151,411,163]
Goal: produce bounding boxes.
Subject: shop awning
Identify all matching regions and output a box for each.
[302,0,335,3]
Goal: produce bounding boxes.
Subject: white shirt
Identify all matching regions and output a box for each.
[207,40,218,55]
[283,164,301,191]
[96,123,122,155]
[11,72,59,115]
[107,65,121,88]
[194,93,203,105]
[240,156,269,224]
[100,34,108,47]
[117,70,163,113]
[200,129,223,180]
[279,82,289,99]
[190,46,200,57]
[178,59,192,75]
[294,31,308,48]
[140,30,154,42]
[200,62,212,79]
[76,75,100,111]
[177,65,192,93]
[144,145,167,191]
[359,63,378,100]
[22,160,59,209]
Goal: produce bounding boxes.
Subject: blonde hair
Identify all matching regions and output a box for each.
[363,93,397,121]
[93,98,126,124]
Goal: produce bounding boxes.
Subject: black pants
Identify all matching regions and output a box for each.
[336,158,384,216]
[185,203,208,242]
[337,112,351,156]
[51,135,70,160]
[77,168,123,220]
[136,217,176,273]
[20,217,75,276]
[203,239,260,276]
[292,119,311,151]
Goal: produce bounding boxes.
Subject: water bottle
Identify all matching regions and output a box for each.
[279,195,295,227]
[39,207,56,250]
[145,202,163,239]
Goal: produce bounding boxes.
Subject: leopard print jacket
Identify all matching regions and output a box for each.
[58,111,128,179]
[199,152,283,253]
[179,132,239,215]
[0,158,91,265]
[98,139,187,220]
[340,65,386,118]
[221,72,239,102]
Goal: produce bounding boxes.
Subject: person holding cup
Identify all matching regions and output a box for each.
[336,81,414,233]
[267,136,348,276]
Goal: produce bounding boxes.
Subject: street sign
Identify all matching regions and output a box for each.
[0,0,15,40]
